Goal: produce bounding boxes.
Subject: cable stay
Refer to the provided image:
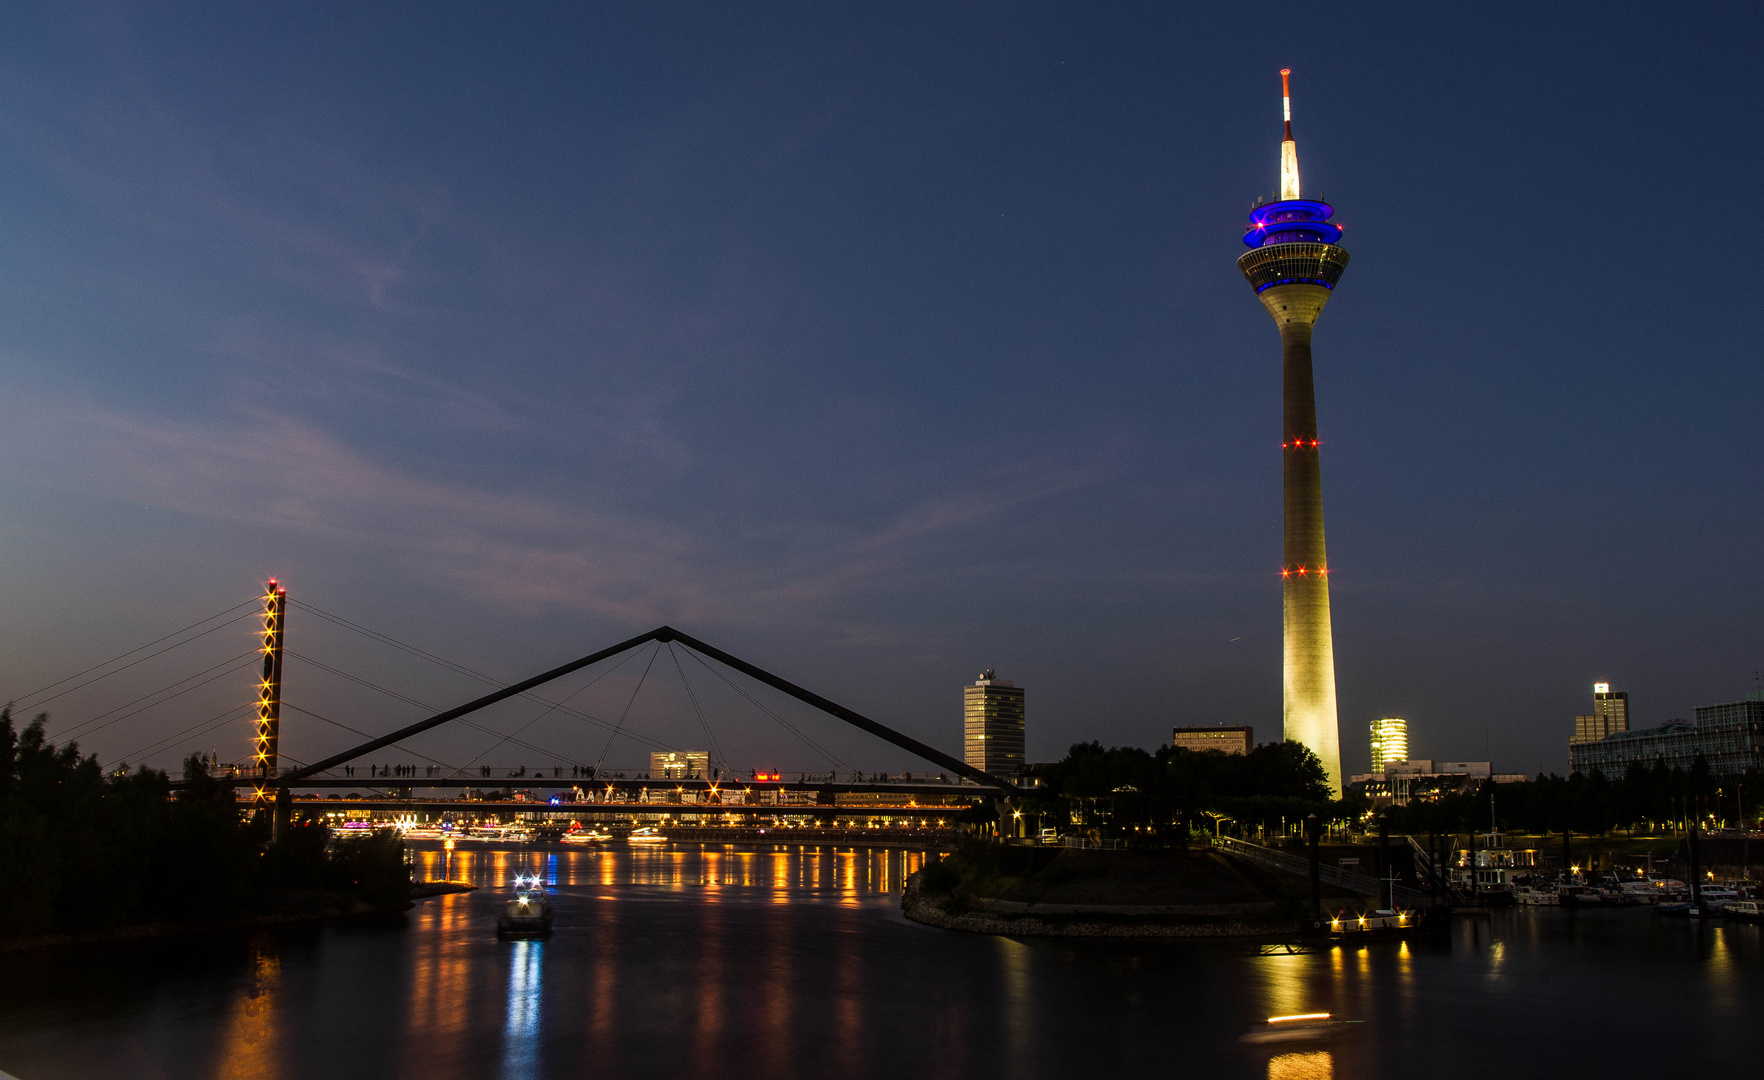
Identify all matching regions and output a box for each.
[108,701,258,773]
[456,644,647,772]
[50,648,263,745]
[667,642,726,773]
[288,598,683,754]
[678,645,845,769]
[270,626,1022,794]
[592,642,661,775]
[280,649,588,772]
[8,598,261,712]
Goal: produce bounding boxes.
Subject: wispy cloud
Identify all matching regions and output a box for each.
[3,393,1120,632]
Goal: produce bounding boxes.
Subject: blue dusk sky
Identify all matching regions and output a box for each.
[0,2,1759,779]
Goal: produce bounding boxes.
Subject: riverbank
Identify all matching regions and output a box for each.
[900,843,1360,938]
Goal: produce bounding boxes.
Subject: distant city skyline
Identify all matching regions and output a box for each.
[1,5,1761,778]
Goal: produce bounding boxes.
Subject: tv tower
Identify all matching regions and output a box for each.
[1237,69,1349,793]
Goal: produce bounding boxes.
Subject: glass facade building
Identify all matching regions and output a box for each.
[1369,717,1409,771]
[963,671,1025,779]
[1569,699,1764,777]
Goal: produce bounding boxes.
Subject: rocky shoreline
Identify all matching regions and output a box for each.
[900,869,1295,939]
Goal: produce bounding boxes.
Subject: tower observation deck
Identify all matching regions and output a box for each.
[1237,69,1348,794]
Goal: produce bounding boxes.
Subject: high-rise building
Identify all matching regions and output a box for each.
[1237,69,1350,794]
[1369,717,1408,772]
[1571,682,1629,745]
[1172,726,1253,755]
[964,670,1025,778]
[650,751,710,779]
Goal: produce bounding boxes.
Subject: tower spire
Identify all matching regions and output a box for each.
[1280,68,1300,201]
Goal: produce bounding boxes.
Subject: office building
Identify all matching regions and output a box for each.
[1571,682,1630,745]
[650,751,710,780]
[1172,726,1253,755]
[1569,698,1764,777]
[1348,760,1528,807]
[1369,717,1408,772]
[1237,69,1350,794]
[964,670,1025,778]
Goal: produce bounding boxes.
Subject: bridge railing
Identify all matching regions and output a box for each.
[1212,835,1424,906]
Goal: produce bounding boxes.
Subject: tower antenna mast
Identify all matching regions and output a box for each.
[1280,68,1300,200]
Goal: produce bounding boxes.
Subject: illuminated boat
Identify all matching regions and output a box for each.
[625,826,666,844]
[1239,1012,1361,1045]
[561,825,612,845]
[1317,907,1422,936]
[496,874,553,936]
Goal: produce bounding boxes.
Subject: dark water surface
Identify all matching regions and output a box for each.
[2,843,1760,1079]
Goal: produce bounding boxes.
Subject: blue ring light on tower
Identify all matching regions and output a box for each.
[1242,200,1342,248]
[1237,198,1350,295]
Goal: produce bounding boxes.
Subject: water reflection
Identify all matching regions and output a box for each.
[1269,1050,1334,1079]
[501,940,543,1080]
[217,933,281,1080]
[4,863,1762,1080]
[411,842,927,902]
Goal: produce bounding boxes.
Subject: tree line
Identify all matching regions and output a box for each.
[0,708,409,940]
[1021,740,1339,843]
[1382,756,1764,837]
[1019,740,1763,843]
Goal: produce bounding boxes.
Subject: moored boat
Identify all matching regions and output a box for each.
[1719,900,1764,921]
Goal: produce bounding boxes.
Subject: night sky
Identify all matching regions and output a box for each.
[1,3,1759,780]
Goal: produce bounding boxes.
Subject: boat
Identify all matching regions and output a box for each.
[496,874,554,936]
[1317,908,1422,936]
[1700,886,1741,906]
[561,825,612,845]
[1657,902,1702,918]
[1719,900,1764,921]
[1514,885,1559,906]
[1239,1012,1362,1046]
[626,826,667,844]
[1557,884,1606,907]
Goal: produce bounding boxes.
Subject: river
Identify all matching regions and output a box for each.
[1,842,1759,1079]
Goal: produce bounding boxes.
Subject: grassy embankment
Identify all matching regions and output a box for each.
[906,840,1359,937]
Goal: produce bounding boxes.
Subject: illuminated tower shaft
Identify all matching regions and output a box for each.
[1237,70,1349,794]
[255,581,286,785]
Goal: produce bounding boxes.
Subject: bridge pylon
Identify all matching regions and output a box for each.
[253,579,286,807]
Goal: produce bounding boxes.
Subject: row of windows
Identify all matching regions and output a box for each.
[1236,242,1350,293]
